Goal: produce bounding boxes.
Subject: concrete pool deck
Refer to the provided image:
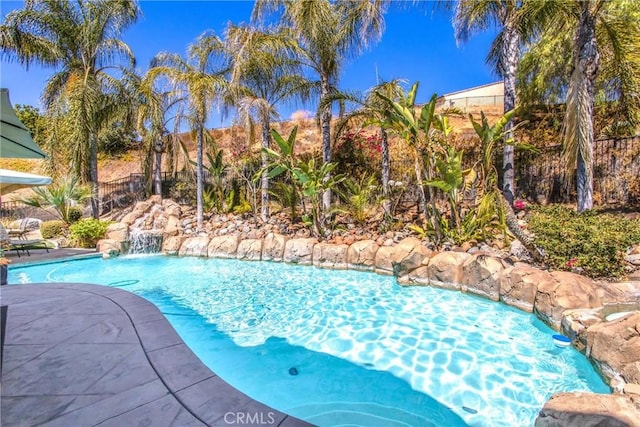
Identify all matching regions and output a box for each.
[0,281,311,426]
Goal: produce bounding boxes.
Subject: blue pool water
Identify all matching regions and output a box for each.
[10,255,609,426]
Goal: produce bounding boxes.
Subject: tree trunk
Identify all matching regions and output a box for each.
[380,128,391,215]
[413,154,428,226]
[89,133,100,218]
[500,194,545,263]
[260,119,271,222]
[502,21,520,207]
[574,3,598,213]
[153,133,165,197]
[153,148,162,197]
[196,122,204,231]
[320,76,332,211]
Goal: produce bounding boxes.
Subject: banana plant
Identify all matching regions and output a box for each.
[292,158,345,237]
[376,82,461,242]
[469,110,515,189]
[260,126,299,218]
[425,147,476,236]
[468,110,545,262]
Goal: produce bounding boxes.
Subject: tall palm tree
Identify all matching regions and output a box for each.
[454,0,524,206]
[147,32,228,230]
[252,0,388,210]
[331,79,407,213]
[521,0,640,212]
[136,79,183,197]
[225,23,309,221]
[0,0,140,218]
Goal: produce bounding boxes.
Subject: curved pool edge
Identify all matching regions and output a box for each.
[0,282,312,427]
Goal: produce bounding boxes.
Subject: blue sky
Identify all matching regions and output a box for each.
[0,0,498,128]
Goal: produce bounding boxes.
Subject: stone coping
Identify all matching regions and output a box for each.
[0,282,311,427]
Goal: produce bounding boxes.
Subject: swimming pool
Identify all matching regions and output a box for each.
[9,255,609,426]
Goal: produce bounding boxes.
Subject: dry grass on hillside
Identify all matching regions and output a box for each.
[1,103,505,188]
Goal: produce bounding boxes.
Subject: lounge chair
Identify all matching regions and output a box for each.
[4,218,50,257]
[10,239,50,257]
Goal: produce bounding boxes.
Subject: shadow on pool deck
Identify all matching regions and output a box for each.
[4,246,98,265]
[0,281,312,426]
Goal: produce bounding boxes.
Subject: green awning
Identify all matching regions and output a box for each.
[0,88,47,159]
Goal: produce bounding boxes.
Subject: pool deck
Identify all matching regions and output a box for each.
[0,279,311,426]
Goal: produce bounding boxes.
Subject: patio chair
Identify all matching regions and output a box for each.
[10,239,50,257]
[5,218,50,257]
[5,218,29,240]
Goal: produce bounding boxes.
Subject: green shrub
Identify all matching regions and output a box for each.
[69,219,112,248]
[67,206,84,223]
[232,200,253,215]
[168,180,196,205]
[41,220,67,239]
[528,205,640,279]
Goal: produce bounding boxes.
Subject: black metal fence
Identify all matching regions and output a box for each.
[516,135,640,204]
[98,170,219,214]
[389,135,640,207]
[0,200,59,222]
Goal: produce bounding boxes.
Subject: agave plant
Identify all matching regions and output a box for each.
[341,174,378,224]
[21,176,91,224]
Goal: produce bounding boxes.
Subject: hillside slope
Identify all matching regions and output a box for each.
[0,103,504,191]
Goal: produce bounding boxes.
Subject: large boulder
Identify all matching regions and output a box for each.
[178,236,210,257]
[374,245,396,275]
[120,200,154,225]
[427,251,471,291]
[105,222,129,242]
[237,238,263,261]
[398,264,430,286]
[347,240,379,271]
[208,235,240,259]
[561,308,603,350]
[262,233,288,262]
[283,238,317,265]
[461,254,505,301]
[163,215,181,237]
[8,218,41,232]
[500,264,553,312]
[534,271,605,329]
[97,239,124,258]
[162,235,187,255]
[375,237,431,276]
[535,392,640,427]
[162,199,182,217]
[120,211,139,226]
[587,312,640,384]
[313,243,348,270]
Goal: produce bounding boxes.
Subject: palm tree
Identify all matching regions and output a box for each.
[225,23,309,221]
[136,75,184,197]
[521,0,640,212]
[252,0,388,210]
[146,32,228,230]
[331,79,407,214]
[453,0,524,206]
[1,0,140,218]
